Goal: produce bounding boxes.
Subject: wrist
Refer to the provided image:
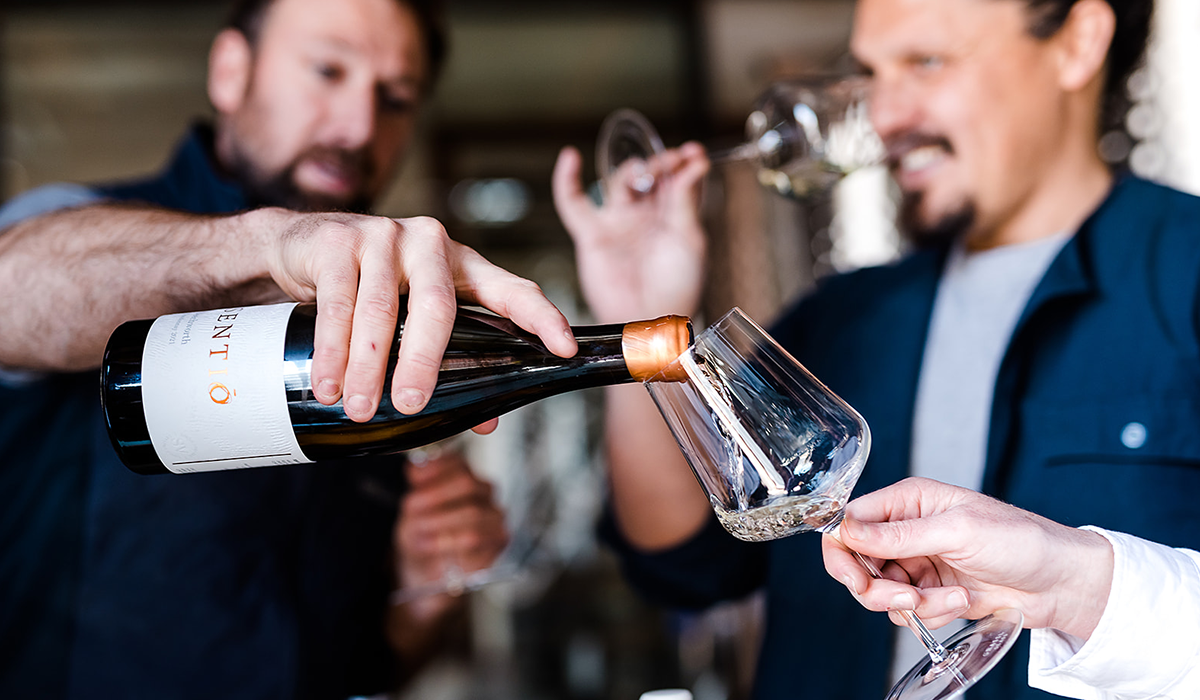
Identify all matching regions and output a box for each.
[385,593,465,676]
[393,590,462,627]
[229,206,297,285]
[1051,527,1114,640]
[206,208,285,288]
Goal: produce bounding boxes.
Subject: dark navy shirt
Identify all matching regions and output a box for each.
[0,125,404,700]
[605,175,1200,700]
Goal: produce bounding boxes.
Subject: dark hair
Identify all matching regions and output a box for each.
[1018,0,1153,128]
[223,0,448,89]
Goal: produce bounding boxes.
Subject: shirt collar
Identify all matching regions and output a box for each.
[163,123,250,214]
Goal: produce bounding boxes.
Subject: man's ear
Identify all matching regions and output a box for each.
[1054,0,1117,92]
[208,28,252,115]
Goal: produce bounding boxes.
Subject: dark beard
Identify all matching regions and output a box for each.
[885,132,972,249]
[899,189,976,250]
[229,147,375,214]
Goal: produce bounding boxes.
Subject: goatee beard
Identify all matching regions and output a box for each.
[899,190,975,250]
[230,148,375,214]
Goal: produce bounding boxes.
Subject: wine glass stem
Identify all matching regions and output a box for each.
[851,550,950,664]
[442,545,467,596]
[706,142,761,166]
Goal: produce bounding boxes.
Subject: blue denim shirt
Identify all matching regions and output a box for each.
[605,174,1200,700]
[0,125,403,700]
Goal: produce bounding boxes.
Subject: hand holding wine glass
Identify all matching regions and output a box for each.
[823,477,1115,640]
[552,141,710,324]
[391,444,509,615]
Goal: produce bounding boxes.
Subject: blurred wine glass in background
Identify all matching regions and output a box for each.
[597,75,884,202]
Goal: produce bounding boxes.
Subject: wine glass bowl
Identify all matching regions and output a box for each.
[644,307,870,542]
[596,108,665,197]
[742,75,883,198]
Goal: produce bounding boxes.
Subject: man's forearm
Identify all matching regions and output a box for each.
[605,384,712,551]
[1,200,578,418]
[0,204,285,371]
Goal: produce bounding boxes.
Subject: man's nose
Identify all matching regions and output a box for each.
[330,82,377,150]
[868,77,919,143]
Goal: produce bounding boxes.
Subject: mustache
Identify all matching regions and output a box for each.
[885,133,954,169]
[299,145,376,183]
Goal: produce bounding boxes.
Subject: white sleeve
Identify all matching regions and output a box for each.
[1027,526,1200,700]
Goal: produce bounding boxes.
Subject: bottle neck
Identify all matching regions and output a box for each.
[283,304,692,388]
[621,315,693,381]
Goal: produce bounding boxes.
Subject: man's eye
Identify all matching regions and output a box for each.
[315,63,344,81]
[379,91,415,113]
[914,55,944,71]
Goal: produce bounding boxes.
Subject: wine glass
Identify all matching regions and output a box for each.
[597,75,884,201]
[644,308,1023,699]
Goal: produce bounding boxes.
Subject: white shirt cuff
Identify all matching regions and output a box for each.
[1028,527,1200,699]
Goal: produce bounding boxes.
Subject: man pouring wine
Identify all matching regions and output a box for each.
[0,0,576,697]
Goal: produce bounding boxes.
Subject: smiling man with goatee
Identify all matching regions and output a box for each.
[554,1,1200,698]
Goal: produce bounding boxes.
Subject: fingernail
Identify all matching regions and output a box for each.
[397,388,426,412]
[890,592,915,611]
[564,328,576,342]
[842,575,860,596]
[841,516,861,540]
[344,394,372,418]
[951,590,970,612]
[316,379,339,400]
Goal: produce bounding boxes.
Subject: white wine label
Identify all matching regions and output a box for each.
[141,303,313,472]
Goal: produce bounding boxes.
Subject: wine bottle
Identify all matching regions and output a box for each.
[101,302,692,475]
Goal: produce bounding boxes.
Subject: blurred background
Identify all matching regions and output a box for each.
[3,1,1198,699]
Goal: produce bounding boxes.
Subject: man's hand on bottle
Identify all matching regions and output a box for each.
[822,477,1114,640]
[552,143,709,323]
[248,209,578,422]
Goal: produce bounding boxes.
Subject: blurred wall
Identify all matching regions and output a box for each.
[2,6,220,196]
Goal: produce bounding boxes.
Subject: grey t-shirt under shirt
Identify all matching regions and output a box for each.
[890,231,1072,687]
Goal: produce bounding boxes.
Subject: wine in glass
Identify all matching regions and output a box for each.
[597,75,884,201]
[644,308,1023,700]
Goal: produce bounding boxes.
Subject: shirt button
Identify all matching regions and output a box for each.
[1121,422,1147,449]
